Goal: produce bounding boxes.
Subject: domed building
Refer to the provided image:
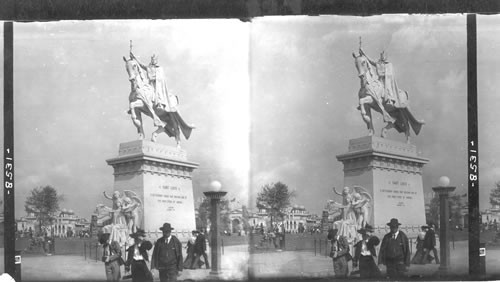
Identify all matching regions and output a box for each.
[16,207,86,238]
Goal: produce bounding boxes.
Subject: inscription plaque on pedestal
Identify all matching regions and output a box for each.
[106,140,198,241]
[336,136,429,236]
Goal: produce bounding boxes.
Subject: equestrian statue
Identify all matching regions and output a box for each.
[352,38,424,143]
[123,41,194,148]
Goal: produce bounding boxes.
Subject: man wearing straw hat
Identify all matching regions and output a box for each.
[378,218,410,278]
[352,224,381,278]
[151,223,183,282]
[99,228,124,282]
[327,228,350,278]
[124,228,153,282]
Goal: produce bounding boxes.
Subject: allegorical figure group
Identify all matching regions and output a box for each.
[328,217,440,279]
[99,222,209,282]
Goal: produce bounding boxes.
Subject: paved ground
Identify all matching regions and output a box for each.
[1,241,500,281]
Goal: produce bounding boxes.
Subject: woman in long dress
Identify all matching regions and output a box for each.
[183,231,199,269]
[411,226,427,264]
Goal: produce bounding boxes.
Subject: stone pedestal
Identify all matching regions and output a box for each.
[106,140,198,241]
[336,136,429,237]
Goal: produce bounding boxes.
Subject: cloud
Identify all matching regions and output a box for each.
[251,159,303,189]
[437,70,466,90]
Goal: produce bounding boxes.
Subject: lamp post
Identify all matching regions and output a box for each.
[203,181,227,277]
[432,176,455,275]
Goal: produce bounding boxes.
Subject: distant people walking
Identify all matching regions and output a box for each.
[99,232,123,281]
[423,223,440,264]
[411,226,427,264]
[353,224,381,278]
[151,223,183,282]
[124,229,154,282]
[193,229,210,269]
[378,218,410,278]
[183,231,198,269]
[328,228,350,278]
[411,225,435,264]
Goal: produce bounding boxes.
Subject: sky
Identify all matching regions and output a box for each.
[6,14,487,220]
[249,15,469,214]
[12,20,250,219]
[478,15,500,211]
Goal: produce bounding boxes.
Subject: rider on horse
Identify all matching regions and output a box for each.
[129,52,174,112]
[359,48,408,109]
[125,45,195,147]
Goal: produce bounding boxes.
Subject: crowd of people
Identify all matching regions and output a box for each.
[256,226,286,250]
[98,222,209,282]
[327,218,440,279]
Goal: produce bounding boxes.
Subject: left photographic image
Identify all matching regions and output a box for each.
[10,20,250,281]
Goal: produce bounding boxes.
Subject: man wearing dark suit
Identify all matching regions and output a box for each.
[378,218,410,278]
[353,224,381,278]
[125,229,153,282]
[192,229,210,269]
[151,223,183,282]
[423,223,440,264]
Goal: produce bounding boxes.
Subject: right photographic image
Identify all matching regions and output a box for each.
[478,14,500,278]
[248,14,469,280]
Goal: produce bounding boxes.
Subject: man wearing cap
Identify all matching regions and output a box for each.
[423,223,439,264]
[151,223,183,282]
[125,229,154,282]
[378,218,410,278]
[353,224,381,278]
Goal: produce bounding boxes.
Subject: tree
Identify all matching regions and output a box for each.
[196,197,231,232]
[256,181,295,230]
[428,193,463,229]
[490,181,500,208]
[241,205,252,233]
[24,185,63,234]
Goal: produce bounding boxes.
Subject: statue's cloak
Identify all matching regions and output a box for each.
[381,63,424,135]
[151,66,171,109]
[157,109,194,140]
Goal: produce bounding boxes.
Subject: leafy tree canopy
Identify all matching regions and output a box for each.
[196,197,231,232]
[256,181,295,228]
[490,181,500,208]
[24,185,63,233]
